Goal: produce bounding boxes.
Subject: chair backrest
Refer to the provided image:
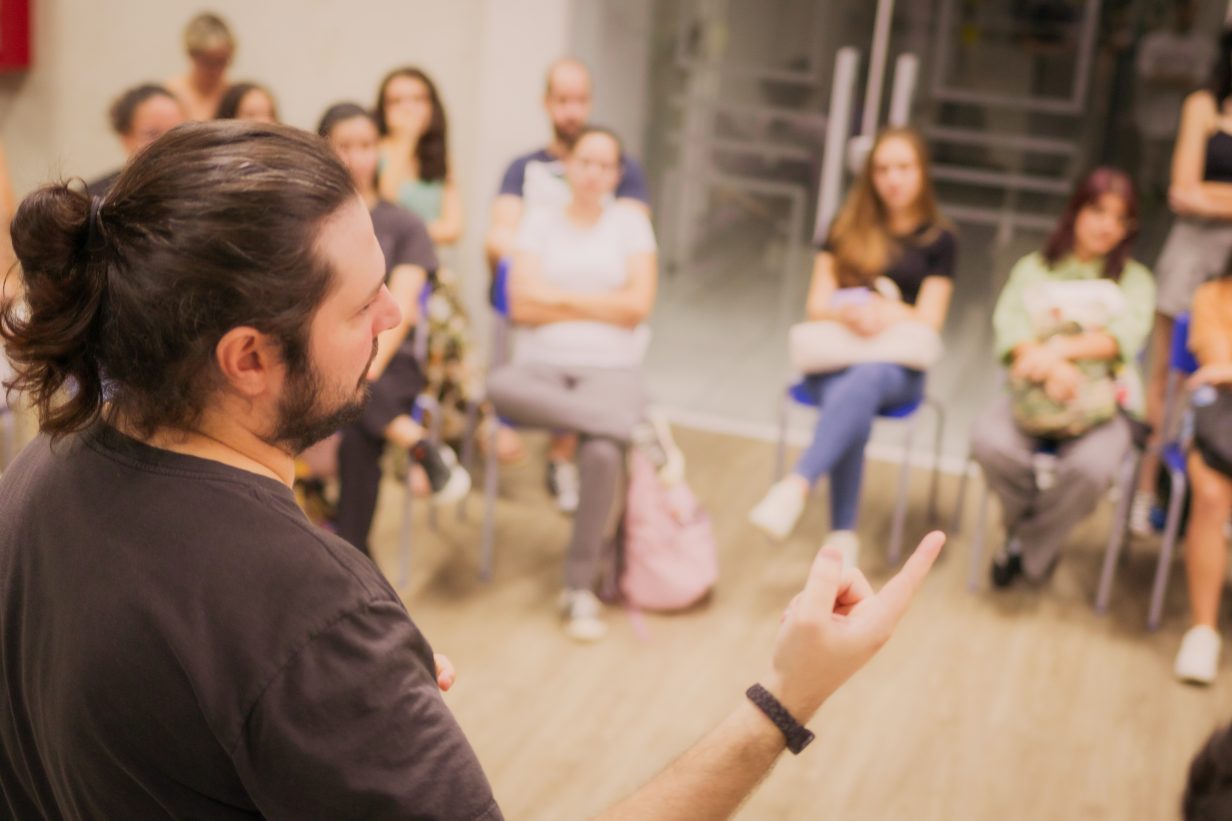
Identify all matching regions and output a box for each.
[491,257,511,318]
[1171,312,1199,376]
[489,258,513,369]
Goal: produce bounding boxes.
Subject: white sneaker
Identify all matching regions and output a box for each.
[1129,491,1155,537]
[559,589,607,642]
[548,460,580,514]
[1175,625,1222,685]
[632,411,686,485]
[824,530,860,569]
[749,480,806,541]
[431,446,472,506]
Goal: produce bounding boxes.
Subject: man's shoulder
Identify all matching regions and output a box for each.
[373,199,430,233]
[503,148,555,177]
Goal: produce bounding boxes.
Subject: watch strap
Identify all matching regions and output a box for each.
[745,683,815,755]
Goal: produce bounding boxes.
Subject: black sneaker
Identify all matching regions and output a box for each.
[410,440,471,504]
[990,552,1023,589]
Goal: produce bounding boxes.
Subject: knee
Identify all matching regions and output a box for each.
[1191,468,1232,514]
[578,438,624,478]
[484,367,515,408]
[838,363,894,391]
[970,425,1013,474]
[1058,457,1116,497]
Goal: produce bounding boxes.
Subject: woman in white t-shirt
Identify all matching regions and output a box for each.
[486,126,657,642]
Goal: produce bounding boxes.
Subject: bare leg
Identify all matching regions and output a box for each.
[1185,451,1232,628]
[549,433,579,462]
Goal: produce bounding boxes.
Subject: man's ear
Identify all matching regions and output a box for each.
[214,327,280,398]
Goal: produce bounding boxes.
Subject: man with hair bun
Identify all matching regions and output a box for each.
[0,120,942,820]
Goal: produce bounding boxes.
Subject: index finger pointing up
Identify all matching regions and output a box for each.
[872,531,945,627]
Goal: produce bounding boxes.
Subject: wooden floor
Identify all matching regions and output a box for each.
[365,425,1223,821]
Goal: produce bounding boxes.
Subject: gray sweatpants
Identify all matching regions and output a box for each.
[970,396,1131,581]
[485,363,646,590]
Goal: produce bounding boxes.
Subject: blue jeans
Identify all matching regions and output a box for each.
[793,363,925,531]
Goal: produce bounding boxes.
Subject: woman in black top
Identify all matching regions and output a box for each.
[1134,26,1232,534]
[317,103,470,558]
[749,127,956,566]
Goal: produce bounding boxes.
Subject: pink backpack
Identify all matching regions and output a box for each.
[620,450,718,611]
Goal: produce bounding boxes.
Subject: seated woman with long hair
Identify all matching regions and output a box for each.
[749,127,956,567]
[316,102,470,560]
[971,167,1155,587]
[485,126,661,642]
[1173,272,1232,685]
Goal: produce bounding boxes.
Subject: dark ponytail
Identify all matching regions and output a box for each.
[1,121,357,441]
[2,184,110,434]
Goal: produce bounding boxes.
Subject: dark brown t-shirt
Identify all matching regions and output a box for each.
[0,425,502,820]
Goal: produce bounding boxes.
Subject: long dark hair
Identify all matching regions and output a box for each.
[1210,27,1232,109]
[215,81,278,121]
[109,84,178,136]
[317,102,376,138]
[1042,167,1138,281]
[373,66,448,182]
[0,121,355,439]
[827,127,948,287]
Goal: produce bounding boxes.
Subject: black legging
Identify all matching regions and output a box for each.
[336,347,426,556]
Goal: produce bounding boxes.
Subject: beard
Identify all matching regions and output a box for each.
[266,340,378,455]
[553,120,584,149]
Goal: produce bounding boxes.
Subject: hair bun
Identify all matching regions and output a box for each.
[10,183,93,285]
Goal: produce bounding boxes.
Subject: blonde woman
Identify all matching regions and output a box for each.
[749,128,956,566]
[165,13,235,121]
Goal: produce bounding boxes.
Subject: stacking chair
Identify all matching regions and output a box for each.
[451,259,512,581]
[957,442,1140,595]
[1098,311,1192,626]
[774,381,944,565]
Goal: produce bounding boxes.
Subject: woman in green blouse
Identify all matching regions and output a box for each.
[971,167,1155,588]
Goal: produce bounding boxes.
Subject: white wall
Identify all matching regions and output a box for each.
[569,0,655,160]
[0,0,598,335]
[1,1,497,194]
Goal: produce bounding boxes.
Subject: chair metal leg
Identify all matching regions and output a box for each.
[774,387,789,483]
[951,457,971,538]
[888,413,919,565]
[967,481,990,592]
[1095,449,1140,614]
[479,412,500,581]
[457,399,482,523]
[925,398,945,525]
[420,395,443,532]
[1147,468,1187,631]
[396,475,414,588]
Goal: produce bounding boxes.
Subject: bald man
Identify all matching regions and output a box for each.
[485,58,650,270]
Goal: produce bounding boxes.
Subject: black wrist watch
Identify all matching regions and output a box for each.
[746,683,815,755]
